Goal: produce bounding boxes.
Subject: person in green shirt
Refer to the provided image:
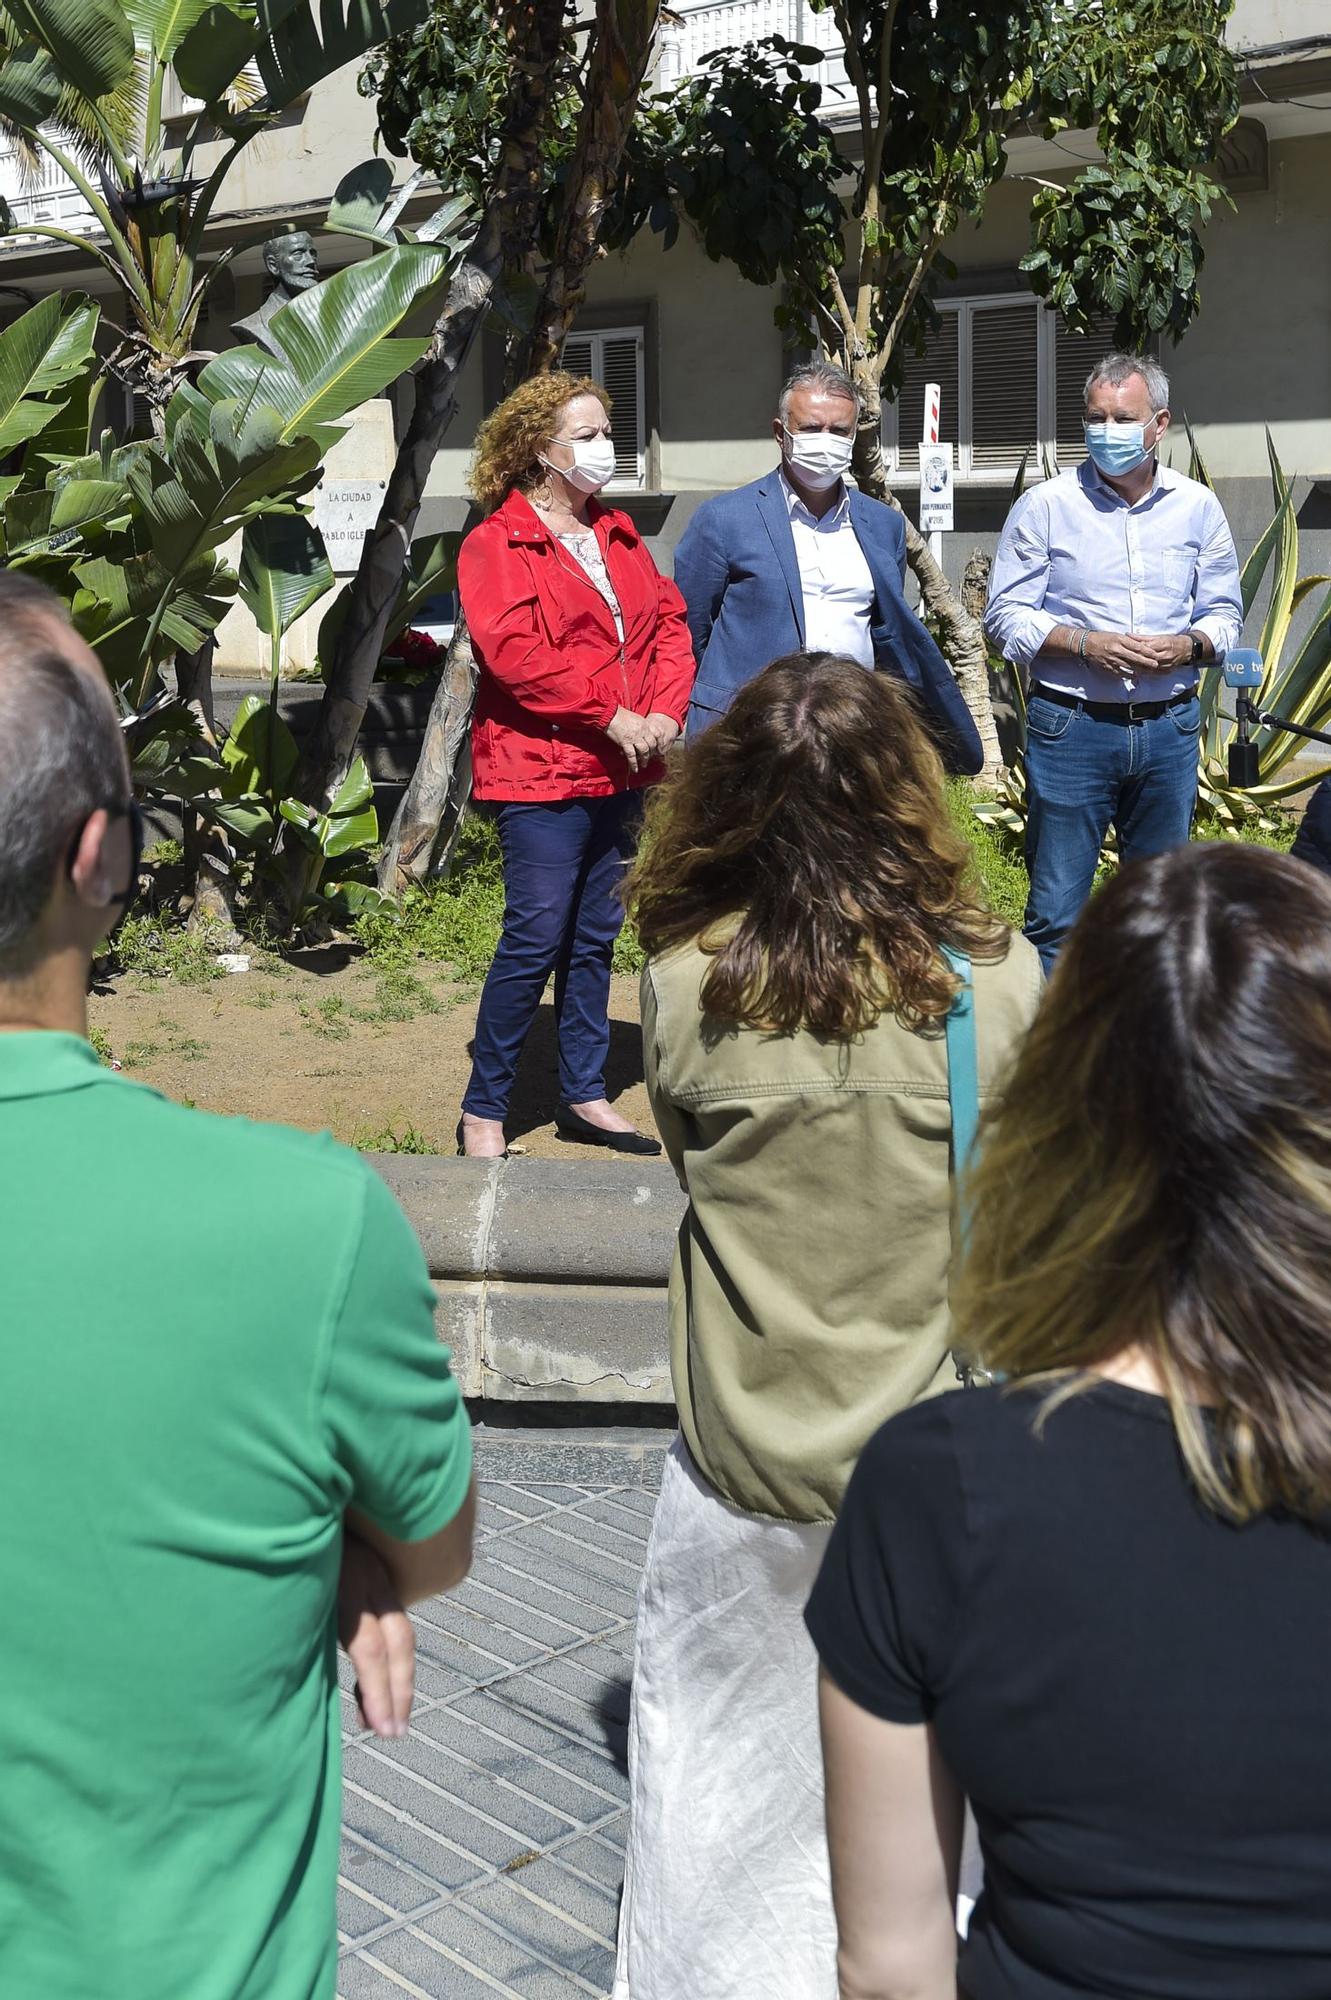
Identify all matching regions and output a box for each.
[0,574,476,2000]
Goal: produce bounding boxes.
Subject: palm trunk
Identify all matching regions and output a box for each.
[851,370,1003,782]
[281,0,567,923]
[377,0,662,893]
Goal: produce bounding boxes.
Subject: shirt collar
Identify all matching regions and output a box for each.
[779,468,851,526]
[1079,453,1174,510]
[0,1029,121,1100]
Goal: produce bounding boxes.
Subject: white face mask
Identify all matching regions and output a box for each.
[782,424,855,491]
[542,434,617,495]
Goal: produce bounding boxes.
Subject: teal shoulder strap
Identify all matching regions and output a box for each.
[941,945,979,1179]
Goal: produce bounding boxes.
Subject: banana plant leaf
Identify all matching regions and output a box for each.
[196,244,449,439]
[0,43,62,128]
[0,294,100,457]
[239,509,334,637]
[327,158,397,243]
[221,693,300,796]
[5,0,136,101]
[317,528,459,676]
[176,0,427,117]
[280,752,377,857]
[122,0,216,59]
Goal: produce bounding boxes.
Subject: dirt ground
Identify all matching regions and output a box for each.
[87,951,655,1158]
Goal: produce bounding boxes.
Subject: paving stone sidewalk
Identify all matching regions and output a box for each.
[336,1425,670,2000]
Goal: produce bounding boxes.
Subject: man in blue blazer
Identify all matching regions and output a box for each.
[673,361,984,773]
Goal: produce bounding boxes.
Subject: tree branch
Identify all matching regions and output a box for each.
[872,227,942,383]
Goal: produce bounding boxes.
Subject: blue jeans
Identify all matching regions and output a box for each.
[462,792,641,1122]
[1023,692,1201,971]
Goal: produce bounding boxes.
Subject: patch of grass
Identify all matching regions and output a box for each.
[948,781,1029,928]
[357,964,444,1024]
[352,1121,443,1155]
[238,984,280,1010]
[299,994,352,1040]
[121,1031,208,1069]
[89,1024,116,1067]
[354,814,505,979]
[110,913,225,986]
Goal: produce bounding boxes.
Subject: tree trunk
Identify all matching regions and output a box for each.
[851,370,1003,784]
[283,0,567,916]
[377,0,663,893]
[377,619,478,888]
[174,638,241,941]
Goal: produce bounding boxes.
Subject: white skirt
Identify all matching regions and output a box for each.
[613,1435,838,2000]
[613,1435,985,2000]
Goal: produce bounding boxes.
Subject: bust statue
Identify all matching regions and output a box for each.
[230,230,320,355]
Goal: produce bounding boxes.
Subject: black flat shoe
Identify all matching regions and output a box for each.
[456,1117,508,1161]
[554,1108,662,1156]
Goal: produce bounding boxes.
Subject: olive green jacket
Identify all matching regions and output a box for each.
[641,936,1044,1524]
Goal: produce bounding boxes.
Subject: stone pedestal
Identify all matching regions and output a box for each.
[212,398,397,676]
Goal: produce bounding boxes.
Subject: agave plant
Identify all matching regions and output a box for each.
[1191,431,1331,832]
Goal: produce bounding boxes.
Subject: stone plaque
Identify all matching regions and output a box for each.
[315,479,387,572]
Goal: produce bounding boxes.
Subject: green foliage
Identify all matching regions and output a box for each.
[353,811,506,977]
[108,912,227,983]
[88,1023,117,1065]
[361,0,581,238]
[352,1121,443,1154]
[577,0,1235,389]
[1192,435,1331,833]
[947,779,1028,927]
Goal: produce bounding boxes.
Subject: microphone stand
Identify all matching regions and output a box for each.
[1229,690,1331,788]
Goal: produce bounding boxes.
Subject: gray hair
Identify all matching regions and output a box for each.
[0,572,127,976]
[1084,351,1170,414]
[779,361,861,424]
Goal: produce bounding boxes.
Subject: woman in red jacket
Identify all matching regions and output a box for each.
[456,372,696,1158]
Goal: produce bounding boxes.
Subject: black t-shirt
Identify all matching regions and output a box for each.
[805,1381,1331,2000]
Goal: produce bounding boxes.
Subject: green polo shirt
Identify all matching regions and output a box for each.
[0,1032,472,2000]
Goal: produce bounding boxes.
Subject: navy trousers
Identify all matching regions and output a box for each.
[462,791,641,1122]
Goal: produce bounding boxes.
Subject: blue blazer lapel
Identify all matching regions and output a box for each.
[848,489,904,638]
[756,475,805,645]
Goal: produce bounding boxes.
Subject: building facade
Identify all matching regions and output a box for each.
[0,0,1326,662]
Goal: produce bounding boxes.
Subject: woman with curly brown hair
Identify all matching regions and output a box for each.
[611,653,1042,2000]
[455,372,695,1157]
[806,841,1331,2000]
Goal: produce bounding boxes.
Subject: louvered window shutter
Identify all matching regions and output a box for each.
[1053,312,1120,462]
[889,310,960,473]
[557,328,646,489]
[969,301,1039,474]
[600,333,645,486]
[561,336,595,379]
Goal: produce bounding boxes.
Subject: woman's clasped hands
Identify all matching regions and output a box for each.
[606,706,681,773]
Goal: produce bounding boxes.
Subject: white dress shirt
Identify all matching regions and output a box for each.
[781,473,876,667]
[984,457,1243,703]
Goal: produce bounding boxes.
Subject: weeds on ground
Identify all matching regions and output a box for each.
[89,1025,116,1066]
[121,1032,209,1068]
[109,914,226,986]
[359,965,444,1023]
[299,994,352,1040]
[947,782,1028,928]
[352,1122,442,1155]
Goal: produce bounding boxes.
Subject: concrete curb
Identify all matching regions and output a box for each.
[367,1153,685,1404]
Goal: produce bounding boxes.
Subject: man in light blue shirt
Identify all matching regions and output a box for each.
[986,351,1242,967]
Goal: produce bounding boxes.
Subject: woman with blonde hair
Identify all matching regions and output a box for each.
[612,652,1042,2000]
[455,371,695,1157]
[807,841,1331,2000]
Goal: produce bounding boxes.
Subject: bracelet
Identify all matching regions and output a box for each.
[1076,627,1090,659]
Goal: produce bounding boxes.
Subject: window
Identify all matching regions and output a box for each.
[884,294,1119,481]
[560,327,647,490]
